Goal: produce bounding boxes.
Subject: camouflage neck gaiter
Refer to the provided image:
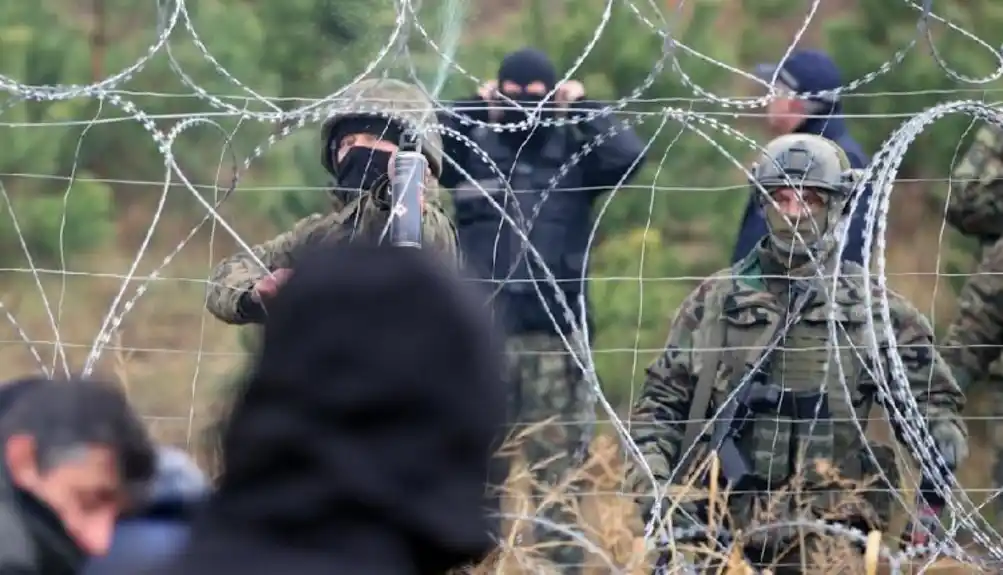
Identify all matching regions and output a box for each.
[764,203,828,255]
[763,197,849,273]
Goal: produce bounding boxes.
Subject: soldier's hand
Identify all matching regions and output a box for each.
[252,268,293,302]
[477,80,498,101]
[929,420,968,468]
[557,80,585,103]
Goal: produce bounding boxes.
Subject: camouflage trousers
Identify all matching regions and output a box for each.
[503,333,594,574]
[969,359,1003,519]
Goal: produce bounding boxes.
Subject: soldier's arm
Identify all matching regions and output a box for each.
[888,293,967,439]
[205,212,339,325]
[436,97,488,190]
[945,123,1003,239]
[569,101,647,193]
[940,237,1003,389]
[624,281,711,504]
[421,199,461,267]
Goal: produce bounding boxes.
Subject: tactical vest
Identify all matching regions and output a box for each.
[689,259,900,529]
[715,281,879,484]
[451,127,591,335]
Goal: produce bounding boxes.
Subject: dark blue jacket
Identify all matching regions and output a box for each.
[732,112,872,264]
[439,100,646,338]
[80,447,209,575]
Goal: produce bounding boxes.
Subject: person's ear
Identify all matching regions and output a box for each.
[5,434,40,489]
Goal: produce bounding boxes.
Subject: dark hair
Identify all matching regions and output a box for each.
[215,241,508,572]
[0,376,156,484]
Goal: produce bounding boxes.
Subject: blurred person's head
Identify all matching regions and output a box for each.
[182,241,507,575]
[0,376,156,557]
[320,78,444,202]
[81,446,209,575]
[754,49,842,137]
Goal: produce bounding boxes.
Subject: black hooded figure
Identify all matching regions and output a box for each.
[437,47,647,573]
[146,241,509,575]
[494,48,559,148]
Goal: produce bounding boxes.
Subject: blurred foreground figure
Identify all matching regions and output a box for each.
[152,242,508,575]
[0,376,155,575]
[626,135,966,573]
[206,78,459,326]
[81,446,209,575]
[941,122,1003,514]
[734,49,873,266]
[439,47,646,573]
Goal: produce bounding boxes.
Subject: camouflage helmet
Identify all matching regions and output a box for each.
[750,133,859,199]
[751,133,865,258]
[320,78,444,180]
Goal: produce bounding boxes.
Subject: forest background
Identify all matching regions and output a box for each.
[1,0,1002,497]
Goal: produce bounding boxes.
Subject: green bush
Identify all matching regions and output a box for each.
[0,176,114,265]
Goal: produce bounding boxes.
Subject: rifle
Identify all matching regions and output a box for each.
[389,131,426,248]
[709,374,760,491]
[709,284,819,490]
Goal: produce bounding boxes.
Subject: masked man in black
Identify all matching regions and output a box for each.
[439,47,647,573]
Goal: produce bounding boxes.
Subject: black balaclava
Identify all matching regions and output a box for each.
[496,48,558,148]
[327,117,406,203]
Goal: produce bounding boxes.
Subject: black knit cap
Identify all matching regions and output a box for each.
[186,241,508,575]
[498,47,557,89]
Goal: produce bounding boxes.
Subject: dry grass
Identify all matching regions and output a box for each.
[459,433,988,575]
[0,208,993,574]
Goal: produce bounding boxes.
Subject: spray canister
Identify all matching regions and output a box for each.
[389,130,426,248]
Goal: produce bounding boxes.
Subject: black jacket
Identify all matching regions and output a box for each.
[0,469,85,575]
[438,98,647,337]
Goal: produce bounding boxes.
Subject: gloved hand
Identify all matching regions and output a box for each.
[929,420,968,469]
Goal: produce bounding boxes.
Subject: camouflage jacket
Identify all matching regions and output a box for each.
[947,123,1003,242]
[624,249,965,529]
[941,235,1003,390]
[205,191,459,325]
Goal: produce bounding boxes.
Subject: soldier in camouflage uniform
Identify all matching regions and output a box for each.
[625,134,968,573]
[206,78,459,325]
[941,122,1003,513]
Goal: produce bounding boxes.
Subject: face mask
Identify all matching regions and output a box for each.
[763,202,831,257]
[500,90,554,123]
[336,147,393,193]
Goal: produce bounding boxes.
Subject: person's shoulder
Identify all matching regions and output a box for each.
[834,133,868,168]
[860,276,930,330]
[682,266,741,310]
[974,121,1003,144]
[0,499,35,570]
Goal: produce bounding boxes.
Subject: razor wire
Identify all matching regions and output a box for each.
[0,0,1001,572]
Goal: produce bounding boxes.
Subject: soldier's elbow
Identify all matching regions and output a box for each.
[204,287,244,325]
[204,298,237,325]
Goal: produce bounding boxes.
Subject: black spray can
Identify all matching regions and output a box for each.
[389,131,426,248]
